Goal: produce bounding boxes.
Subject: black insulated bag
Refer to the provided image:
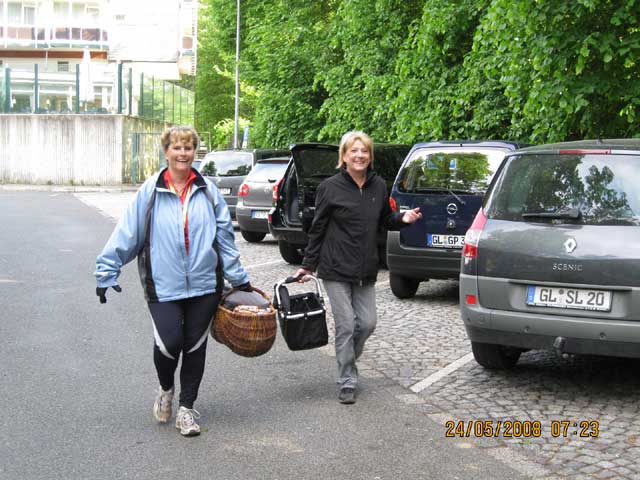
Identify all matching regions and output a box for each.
[274,275,328,351]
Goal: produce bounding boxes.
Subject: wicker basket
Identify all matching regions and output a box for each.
[211,287,277,357]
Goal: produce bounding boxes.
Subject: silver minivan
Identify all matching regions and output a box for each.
[460,139,640,368]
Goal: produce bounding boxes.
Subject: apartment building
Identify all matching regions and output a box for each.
[0,0,197,113]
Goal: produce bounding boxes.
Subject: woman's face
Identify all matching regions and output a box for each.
[165,137,195,175]
[343,139,371,176]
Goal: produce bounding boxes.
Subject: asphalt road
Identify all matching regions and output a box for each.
[0,191,530,480]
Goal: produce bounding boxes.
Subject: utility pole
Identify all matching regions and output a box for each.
[233,0,240,149]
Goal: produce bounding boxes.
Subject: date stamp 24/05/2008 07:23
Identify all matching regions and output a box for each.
[445,420,600,439]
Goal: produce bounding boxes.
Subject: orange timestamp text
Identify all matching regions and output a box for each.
[445,420,599,438]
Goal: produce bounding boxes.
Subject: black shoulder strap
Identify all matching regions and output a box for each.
[202,187,224,295]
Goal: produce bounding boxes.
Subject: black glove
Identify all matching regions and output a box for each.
[235,282,253,292]
[96,285,122,304]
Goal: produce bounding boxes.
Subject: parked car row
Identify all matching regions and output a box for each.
[199,138,640,369]
[199,148,288,219]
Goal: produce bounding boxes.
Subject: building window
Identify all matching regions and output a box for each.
[57,61,69,72]
[86,6,99,23]
[8,2,22,23]
[54,1,69,21]
[24,5,35,24]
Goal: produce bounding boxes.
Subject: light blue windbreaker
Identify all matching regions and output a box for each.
[95,168,249,302]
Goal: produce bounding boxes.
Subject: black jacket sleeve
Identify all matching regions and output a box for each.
[301,182,331,271]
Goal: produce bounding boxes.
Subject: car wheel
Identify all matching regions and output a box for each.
[278,240,303,264]
[471,342,521,369]
[241,230,266,243]
[389,273,420,299]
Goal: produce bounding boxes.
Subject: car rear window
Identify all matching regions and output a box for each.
[396,147,508,194]
[485,153,640,226]
[201,152,252,177]
[294,148,338,179]
[246,161,289,182]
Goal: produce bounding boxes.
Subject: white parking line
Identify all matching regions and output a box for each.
[409,352,475,393]
[244,259,286,270]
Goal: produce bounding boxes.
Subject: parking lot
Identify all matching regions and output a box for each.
[78,191,640,480]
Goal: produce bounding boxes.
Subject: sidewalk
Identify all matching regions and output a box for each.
[0,183,139,193]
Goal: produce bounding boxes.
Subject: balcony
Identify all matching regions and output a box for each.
[1,24,108,49]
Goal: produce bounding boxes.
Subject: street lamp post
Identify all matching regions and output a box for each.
[233,0,240,149]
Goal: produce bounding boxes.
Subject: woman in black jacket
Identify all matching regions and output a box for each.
[295,131,421,404]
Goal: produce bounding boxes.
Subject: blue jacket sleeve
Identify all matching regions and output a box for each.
[94,182,151,288]
[209,184,249,287]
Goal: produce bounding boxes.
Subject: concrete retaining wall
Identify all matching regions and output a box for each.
[0,114,168,185]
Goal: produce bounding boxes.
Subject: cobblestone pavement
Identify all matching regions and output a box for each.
[78,191,640,480]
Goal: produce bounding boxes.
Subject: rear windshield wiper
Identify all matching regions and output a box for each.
[522,208,581,220]
[408,187,467,205]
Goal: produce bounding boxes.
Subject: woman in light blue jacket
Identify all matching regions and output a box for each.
[95,126,252,437]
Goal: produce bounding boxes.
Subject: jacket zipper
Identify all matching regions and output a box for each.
[359,186,366,286]
[174,189,191,297]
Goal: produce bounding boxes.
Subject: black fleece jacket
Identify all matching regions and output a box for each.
[301,168,405,284]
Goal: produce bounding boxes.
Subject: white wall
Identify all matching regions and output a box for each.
[0,114,122,184]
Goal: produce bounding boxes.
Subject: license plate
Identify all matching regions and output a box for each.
[219,187,231,195]
[526,285,612,312]
[251,210,269,219]
[427,234,465,248]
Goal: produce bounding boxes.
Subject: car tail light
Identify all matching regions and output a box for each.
[389,196,398,212]
[465,295,477,305]
[462,208,487,259]
[273,177,283,204]
[238,183,249,197]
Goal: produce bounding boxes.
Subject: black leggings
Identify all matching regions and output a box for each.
[148,293,220,409]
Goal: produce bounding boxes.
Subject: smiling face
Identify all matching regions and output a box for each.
[343,139,371,177]
[165,138,195,177]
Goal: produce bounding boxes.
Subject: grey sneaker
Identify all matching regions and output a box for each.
[153,386,174,423]
[176,406,201,436]
[338,387,356,405]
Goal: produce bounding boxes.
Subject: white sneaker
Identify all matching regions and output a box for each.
[152,386,174,423]
[175,406,201,437]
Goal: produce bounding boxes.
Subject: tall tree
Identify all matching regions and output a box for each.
[315,0,421,142]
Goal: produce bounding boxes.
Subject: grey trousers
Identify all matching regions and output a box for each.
[322,280,377,389]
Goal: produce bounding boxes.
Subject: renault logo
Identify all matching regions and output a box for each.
[564,238,577,253]
[446,203,458,215]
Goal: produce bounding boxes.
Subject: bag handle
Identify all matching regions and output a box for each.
[274,275,323,307]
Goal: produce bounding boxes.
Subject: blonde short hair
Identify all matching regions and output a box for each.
[161,125,200,152]
[337,130,374,169]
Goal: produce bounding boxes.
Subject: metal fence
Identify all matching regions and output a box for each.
[1,64,194,124]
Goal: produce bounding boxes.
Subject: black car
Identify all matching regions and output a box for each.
[199,148,289,219]
[268,142,410,264]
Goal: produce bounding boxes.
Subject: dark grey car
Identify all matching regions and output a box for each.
[460,139,640,369]
[236,157,289,242]
[199,149,288,219]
